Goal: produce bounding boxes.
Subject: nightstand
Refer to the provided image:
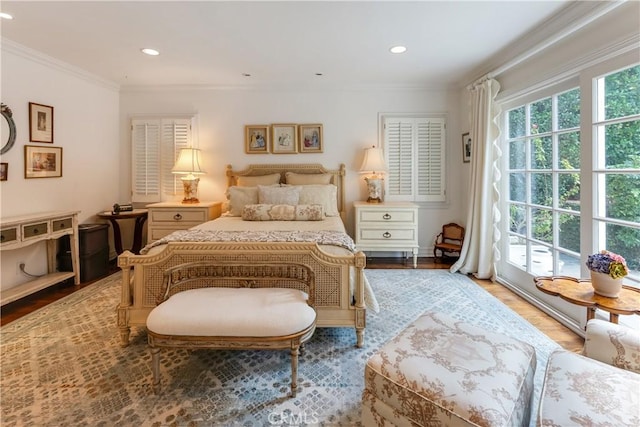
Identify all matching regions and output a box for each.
[354,201,419,268]
[146,201,222,243]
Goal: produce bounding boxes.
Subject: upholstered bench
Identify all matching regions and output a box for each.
[146,262,316,397]
[362,311,537,426]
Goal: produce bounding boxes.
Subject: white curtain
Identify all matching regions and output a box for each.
[450,78,502,280]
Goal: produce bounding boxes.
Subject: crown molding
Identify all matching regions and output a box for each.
[461,0,627,88]
[1,38,120,92]
[119,82,457,93]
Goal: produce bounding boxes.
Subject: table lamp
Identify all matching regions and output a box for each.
[359,146,386,203]
[172,147,205,203]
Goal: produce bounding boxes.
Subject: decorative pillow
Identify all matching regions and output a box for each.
[285,172,333,185]
[242,204,324,221]
[236,173,281,187]
[258,185,301,205]
[226,186,258,216]
[297,184,339,217]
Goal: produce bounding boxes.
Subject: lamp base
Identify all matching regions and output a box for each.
[364,176,384,204]
[181,177,200,204]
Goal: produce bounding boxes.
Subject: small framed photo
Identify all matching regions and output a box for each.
[0,163,7,181]
[299,124,323,153]
[29,102,54,143]
[271,124,298,154]
[462,132,471,163]
[24,145,62,178]
[245,125,270,154]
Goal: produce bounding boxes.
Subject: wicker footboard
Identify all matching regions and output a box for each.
[117,241,367,348]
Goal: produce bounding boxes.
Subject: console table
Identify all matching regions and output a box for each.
[534,275,640,324]
[0,210,80,306]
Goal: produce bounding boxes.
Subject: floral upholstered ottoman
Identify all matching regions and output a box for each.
[362,311,537,426]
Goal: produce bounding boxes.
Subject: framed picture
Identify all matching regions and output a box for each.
[245,125,270,154]
[29,102,54,143]
[271,124,298,154]
[462,132,471,163]
[299,124,323,153]
[24,145,62,178]
[0,163,7,181]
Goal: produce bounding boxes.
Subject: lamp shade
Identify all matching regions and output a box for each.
[172,148,205,175]
[359,146,386,174]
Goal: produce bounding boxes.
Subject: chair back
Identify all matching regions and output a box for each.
[442,223,465,242]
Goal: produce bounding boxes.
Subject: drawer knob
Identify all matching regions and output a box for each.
[1,235,4,242]
[383,213,391,220]
[383,231,391,238]
[33,228,39,233]
[173,213,183,221]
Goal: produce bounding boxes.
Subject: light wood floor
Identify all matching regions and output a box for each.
[0,257,585,353]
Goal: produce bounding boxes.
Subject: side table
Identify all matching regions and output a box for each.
[97,209,148,255]
[534,275,640,324]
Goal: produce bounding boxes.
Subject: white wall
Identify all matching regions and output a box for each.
[0,42,120,290]
[119,85,468,257]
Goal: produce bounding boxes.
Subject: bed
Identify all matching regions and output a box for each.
[117,163,375,348]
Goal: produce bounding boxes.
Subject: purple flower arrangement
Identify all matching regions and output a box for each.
[586,250,629,279]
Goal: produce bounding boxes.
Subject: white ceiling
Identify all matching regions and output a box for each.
[1,1,573,89]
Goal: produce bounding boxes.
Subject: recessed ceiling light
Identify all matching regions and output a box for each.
[389,46,407,54]
[0,12,14,20]
[141,48,160,56]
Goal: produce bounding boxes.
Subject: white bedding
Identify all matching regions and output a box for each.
[142,215,380,312]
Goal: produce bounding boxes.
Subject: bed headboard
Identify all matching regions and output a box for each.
[226,163,346,220]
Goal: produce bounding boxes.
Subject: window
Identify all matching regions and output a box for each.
[504,87,582,278]
[131,117,195,203]
[382,115,446,202]
[592,65,640,283]
[500,63,640,292]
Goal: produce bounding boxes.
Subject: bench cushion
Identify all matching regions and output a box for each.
[147,287,315,337]
[363,311,536,426]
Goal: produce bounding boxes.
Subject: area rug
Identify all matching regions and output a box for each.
[1,269,559,426]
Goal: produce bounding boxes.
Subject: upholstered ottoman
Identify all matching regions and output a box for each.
[537,319,640,427]
[362,312,537,426]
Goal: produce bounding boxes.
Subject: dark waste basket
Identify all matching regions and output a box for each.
[58,223,109,282]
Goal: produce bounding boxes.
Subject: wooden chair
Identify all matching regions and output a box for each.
[433,223,465,260]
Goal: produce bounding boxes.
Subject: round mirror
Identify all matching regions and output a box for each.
[1,103,17,155]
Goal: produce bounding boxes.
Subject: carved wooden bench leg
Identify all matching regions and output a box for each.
[290,343,300,397]
[150,346,161,393]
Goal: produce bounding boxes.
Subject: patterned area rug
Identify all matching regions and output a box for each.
[1,270,559,426]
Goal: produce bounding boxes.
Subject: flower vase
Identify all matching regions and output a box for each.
[590,271,623,298]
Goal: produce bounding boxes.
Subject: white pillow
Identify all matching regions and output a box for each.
[227,186,258,216]
[258,185,301,205]
[297,184,339,217]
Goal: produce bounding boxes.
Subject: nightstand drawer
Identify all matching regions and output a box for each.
[358,228,417,242]
[151,209,209,223]
[358,209,416,224]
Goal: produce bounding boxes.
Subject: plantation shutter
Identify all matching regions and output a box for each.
[131,117,193,203]
[383,116,446,202]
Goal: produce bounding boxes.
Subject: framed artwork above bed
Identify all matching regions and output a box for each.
[271,124,298,154]
[245,125,270,154]
[299,124,323,153]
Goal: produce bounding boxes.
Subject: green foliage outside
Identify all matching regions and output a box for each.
[507,65,640,271]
